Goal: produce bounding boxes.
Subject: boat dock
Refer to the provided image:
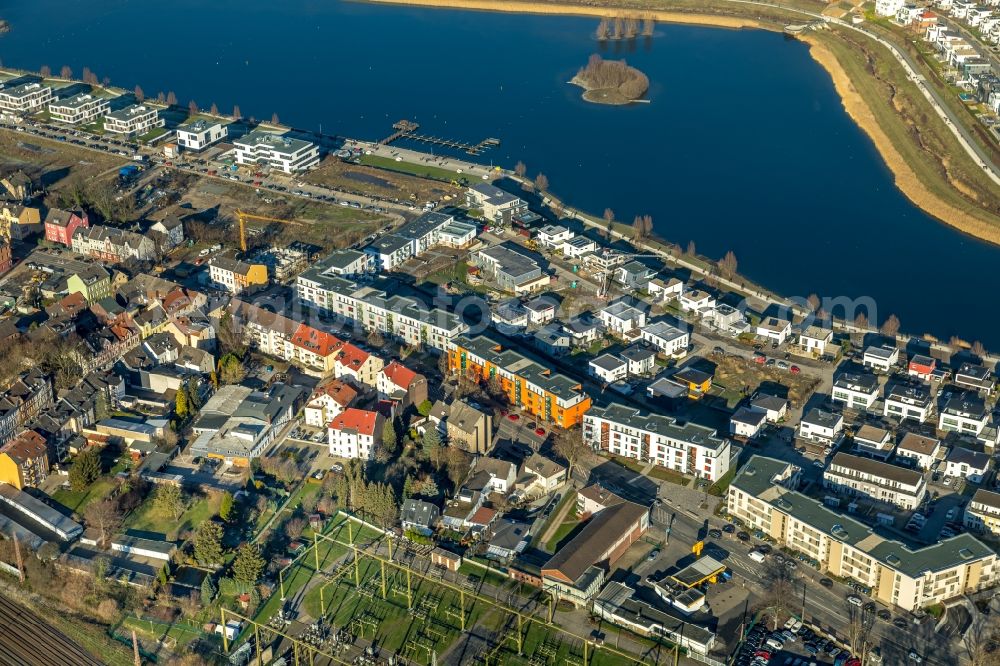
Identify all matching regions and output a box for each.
[380,119,499,156]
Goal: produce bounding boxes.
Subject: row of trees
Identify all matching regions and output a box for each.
[595,16,656,40]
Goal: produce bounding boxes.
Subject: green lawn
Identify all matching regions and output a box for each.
[52,477,117,514]
[137,126,168,143]
[126,491,222,540]
[546,517,581,553]
[359,154,478,183]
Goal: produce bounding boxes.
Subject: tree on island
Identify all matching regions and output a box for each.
[575,55,649,102]
[612,16,624,39]
[624,16,639,39]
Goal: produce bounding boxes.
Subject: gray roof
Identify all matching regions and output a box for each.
[0,485,82,540]
[235,129,314,155]
[621,344,656,363]
[945,446,991,469]
[586,403,729,452]
[750,394,787,412]
[590,354,626,372]
[834,372,879,393]
[828,453,922,486]
[801,407,842,429]
[488,518,530,553]
[470,182,520,206]
[105,104,156,122]
[477,244,541,281]
[731,407,766,426]
[401,499,440,528]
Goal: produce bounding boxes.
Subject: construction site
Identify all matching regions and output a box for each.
[223,515,661,666]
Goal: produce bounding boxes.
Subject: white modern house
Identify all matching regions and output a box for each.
[0,82,52,114]
[798,325,833,357]
[831,372,880,411]
[536,224,573,248]
[875,0,905,16]
[750,394,788,422]
[678,289,715,314]
[853,425,894,460]
[944,446,992,483]
[730,407,766,440]
[755,317,792,345]
[883,383,933,423]
[48,94,109,125]
[863,345,900,372]
[823,453,926,510]
[589,354,627,384]
[175,119,228,151]
[798,408,844,446]
[234,129,320,173]
[104,104,164,136]
[640,320,689,357]
[939,393,989,436]
[598,301,646,337]
[647,277,683,303]
[895,432,941,470]
[561,236,598,258]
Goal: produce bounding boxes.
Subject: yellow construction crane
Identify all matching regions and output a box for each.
[235,209,302,253]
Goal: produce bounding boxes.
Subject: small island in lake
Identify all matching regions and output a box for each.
[570,54,649,105]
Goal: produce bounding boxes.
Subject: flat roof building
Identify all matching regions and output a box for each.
[233,130,319,173]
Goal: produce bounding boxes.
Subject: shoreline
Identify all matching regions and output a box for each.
[801,34,1000,244]
[359,0,764,30]
[362,0,1000,247]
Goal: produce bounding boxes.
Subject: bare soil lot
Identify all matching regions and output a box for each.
[713,354,820,408]
[0,129,125,189]
[303,155,461,204]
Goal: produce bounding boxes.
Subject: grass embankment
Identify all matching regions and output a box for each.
[359,154,470,183]
[804,28,1000,242]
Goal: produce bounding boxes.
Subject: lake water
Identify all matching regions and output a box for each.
[2,0,996,346]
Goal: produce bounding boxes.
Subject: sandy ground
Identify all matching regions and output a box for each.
[803,36,1000,244]
[362,0,762,29]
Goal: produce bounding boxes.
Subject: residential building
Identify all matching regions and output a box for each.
[956,363,995,395]
[71,225,157,264]
[524,296,556,325]
[0,241,11,275]
[0,82,52,114]
[598,301,646,337]
[1,170,32,202]
[433,399,492,454]
[876,0,904,15]
[328,408,385,460]
[400,499,440,536]
[798,408,844,446]
[584,403,732,482]
[0,203,42,241]
[233,130,320,173]
[303,379,357,428]
[148,217,185,251]
[0,430,48,489]
[964,489,1000,537]
[730,407,766,440]
[535,224,573,248]
[103,104,163,136]
[823,453,925,509]
[44,208,89,246]
[939,392,989,436]
[0,370,53,447]
[749,393,788,422]
[908,355,938,382]
[589,354,627,384]
[640,320,689,357]
[532,323,571,357]
[756,317,792,344]
[471,458,517,496]
[577,484,625,515]
[671,367,713,400]
[863,345,900,372]
[48,93,109,125]
[377,360,427,408]
[465,183,529,226]
[175,119,227,151]
[678,289,715,314]
[883,382,934,423]
[853,425,894,460]
[728,456,996,613]
[450,335,591,428]
[208,257,269,295]
[473,243,549,293]
[66,265,112,303]
[486,519,530,561]
[309,249,373,277]
[832,372,880,411]
[561,236,597,258]
[944,446,991,483]
[334,344,384,388]
[564,316,601,347]
[0,484,82,541]
[614,261,653,290]
[594,582,716,657]
[896,432,941,470]
[364,212,475,271]
[798,325,833,357]
[621,345,656,376]
[522,453,566,494]
[541,500,649,606]
[647,277,683,303]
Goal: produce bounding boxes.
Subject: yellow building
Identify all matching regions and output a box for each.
[449,335,591,428]
[965,489,1000,538]
[0,430,49,490]
[66,265,112,303]
[0,203,41,241]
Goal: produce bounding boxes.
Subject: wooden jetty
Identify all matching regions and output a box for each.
[380,120,500,155]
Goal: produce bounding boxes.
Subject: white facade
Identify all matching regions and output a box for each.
[755,317,791,344]
[798,408,844,445]
[944,449,992,483]
[640,321,689,357]
[823,454,926,510]
[647,277,683,302]
[678,289,715,314]
[327,409,382,460]
[832,373,880,411]
[583,404,731,482]
[876,0,905,16]
[798,326,833,356]
[233,129,320,173]
[176,120,227,151]
[48,94,109,125]
[598,302,646,336]
[895,433,941,470]
[863,345,900,372]
[939,395,989,435]
[562,236,598,258]
[536,225,573,248]
[0,82,52,114]
[104,104,163,136]
[883,384,933,423]
[589,355,627,384]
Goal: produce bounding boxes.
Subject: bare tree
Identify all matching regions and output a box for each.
[612,16,624,39]
[39,65,51,78]
[807,293,821,312]
[760,559,798,630]
[534,173,549,192]
[880,314,901,338]
[102,76,110,87]
[950,335,966,351]
[596,17,610,40]
[642,214,653,238]
[156,91,165,103]
[854,312,869,331]
[134,85,144,102]
[719,251,738,280]
[603,208,615,225]
[82,67,96,84]
[631,215,645,242]
[166,91,177,106]
[84,499,122,547]
[624,16,639,39]
[846,602,875,663]
[188,99,199,115]
[209,102,219,116]
[232,104,242,120]
[642,16,656,36]
[553,434,590,479]
[686,240,696,257]
[271,112,280,125]
[972,340,987,358]
[964,614,999,666]
[60,65,72,80]
[514,160,527,178]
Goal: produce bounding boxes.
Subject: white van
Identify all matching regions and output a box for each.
[748,550,766,563]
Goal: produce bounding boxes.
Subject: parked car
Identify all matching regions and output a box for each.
[846,595,863,607]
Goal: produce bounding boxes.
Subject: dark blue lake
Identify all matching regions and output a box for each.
[2,0,996,346]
